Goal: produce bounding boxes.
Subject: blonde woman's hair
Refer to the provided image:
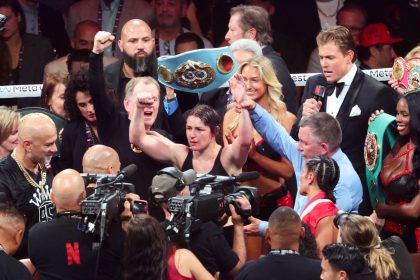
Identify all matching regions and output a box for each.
[227,55,287,132]
[0,106,19,144]
[405,45,420,60]
[339,215,400,280]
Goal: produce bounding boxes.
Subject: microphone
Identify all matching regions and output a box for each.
[115,164,138,181]
[313,85,326,101]
[181,169,197,185]
[213,171,260,184]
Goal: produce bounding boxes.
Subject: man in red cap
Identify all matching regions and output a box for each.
[357,23,403,69]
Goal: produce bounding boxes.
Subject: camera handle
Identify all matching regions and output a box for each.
[184,202,193,246]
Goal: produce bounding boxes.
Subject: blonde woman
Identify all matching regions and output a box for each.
[337,215,402,280]
[0,106,19,159]
[224,55,296,218]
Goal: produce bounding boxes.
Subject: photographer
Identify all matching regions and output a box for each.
[151,170,249,278]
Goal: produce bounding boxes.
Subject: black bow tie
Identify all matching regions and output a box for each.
[326,82,345,97]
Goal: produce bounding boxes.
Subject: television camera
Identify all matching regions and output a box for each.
[79,164,141,243]
[155,168,261,244]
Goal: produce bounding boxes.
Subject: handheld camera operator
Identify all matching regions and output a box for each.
[150,167,252,278]
[27,145,140,280]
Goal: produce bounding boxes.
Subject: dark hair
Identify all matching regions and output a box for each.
[123,214,170,280]
[63,70,90,122]
[0,202,25,225]
[0,39,11,84]
[404,91,420,147]
[175,32,204,51]
[66,49,91,74]
[299,221,319,259]
[40,73,68,109]
[230,4,273,45]
[316,26,357,63]
[398,92,420,199]
[337,2,368,27]
[322,243,366,277]
[186,105,222,142]
[305,155,340,203]
[357,44,385,62]
[0,0,25,34]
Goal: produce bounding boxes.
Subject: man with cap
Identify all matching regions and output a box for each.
[0,113,57,258]
[150,167,249,278]
[294,25,398,215]
[357,23,403,70]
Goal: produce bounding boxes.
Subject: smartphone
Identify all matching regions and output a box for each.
[132,200,148,214]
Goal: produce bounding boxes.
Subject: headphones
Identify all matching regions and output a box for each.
[157,167,186,191]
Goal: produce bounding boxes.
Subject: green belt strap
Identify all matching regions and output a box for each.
[364,113,398,209]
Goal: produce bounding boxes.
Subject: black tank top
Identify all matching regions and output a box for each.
[181,148,229,176]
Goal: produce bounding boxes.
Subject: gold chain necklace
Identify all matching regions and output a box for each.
[11,149,47,189]
[317,0,340,18]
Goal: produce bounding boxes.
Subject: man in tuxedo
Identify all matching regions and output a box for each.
[225,4,297,115]
[294,26,398,215]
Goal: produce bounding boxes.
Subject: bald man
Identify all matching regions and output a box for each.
[0,113,57,258]
[0,203,31,279]
[100,19,159,109]
[44,20,118,78]
[235,207,321,280]
[82,144,121,175]
[28,168,133,279]
[27,169,95,279]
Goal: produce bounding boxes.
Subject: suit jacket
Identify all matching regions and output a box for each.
[295,69,397,176]
[263,45,298,115]
[38,4,71,57]
[17,34,55,108]
[199,88,229,118]
[67,0,155,58]
[103,58,186,140]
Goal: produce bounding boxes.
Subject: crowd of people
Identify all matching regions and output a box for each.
[1,0,419,279]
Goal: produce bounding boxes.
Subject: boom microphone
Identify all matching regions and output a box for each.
[181,169,197,185]
[213,171,260,184]
[115,164,138,181]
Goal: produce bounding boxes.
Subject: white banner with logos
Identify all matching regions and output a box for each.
[0,68,392,98]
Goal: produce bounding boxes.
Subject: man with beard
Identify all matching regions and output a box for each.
[0,113,57,258]
[89,31,173,219]
[103,19,185,136]
[104,19,158,111]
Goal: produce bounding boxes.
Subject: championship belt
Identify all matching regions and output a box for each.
[17,107,67,157]
[157,47,238,93]
[364,113,398,209]
[392,57,420,92]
